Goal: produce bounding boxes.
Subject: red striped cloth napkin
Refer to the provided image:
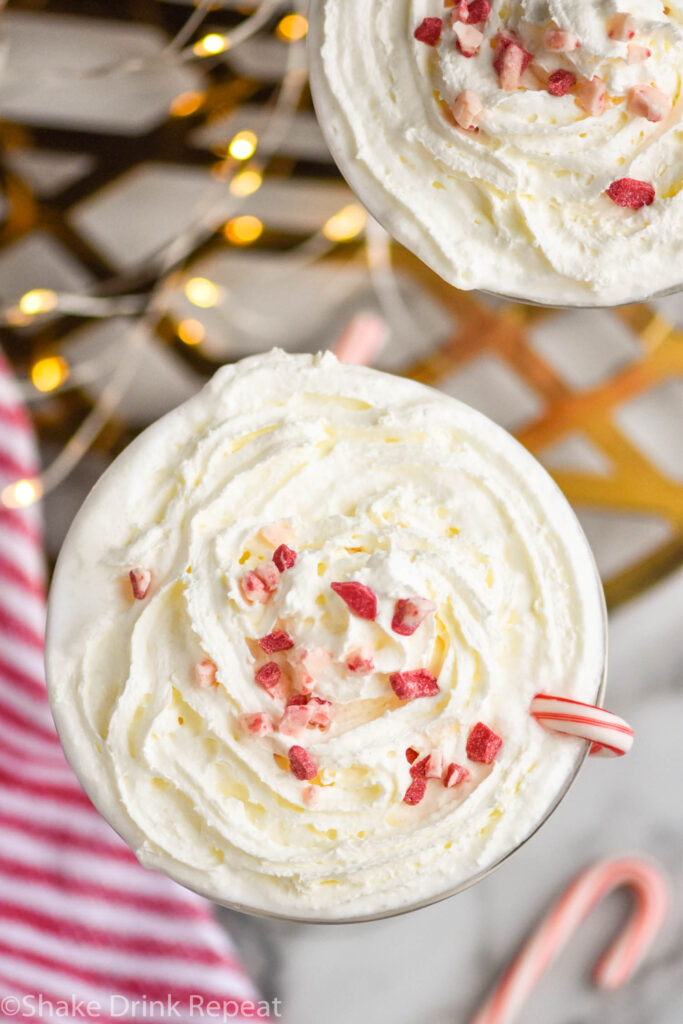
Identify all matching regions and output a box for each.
[0,352,271,1023]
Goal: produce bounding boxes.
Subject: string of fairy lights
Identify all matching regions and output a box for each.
[0,0,393,512]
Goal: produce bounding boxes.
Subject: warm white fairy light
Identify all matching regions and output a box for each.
[185,277,221,308]
[19,289,58,316]
[2,478,44,509]
[228,131,258,161]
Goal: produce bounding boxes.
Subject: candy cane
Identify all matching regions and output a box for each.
[332,311,388,365]
[469,857,669,1024]
[530,693,634,757]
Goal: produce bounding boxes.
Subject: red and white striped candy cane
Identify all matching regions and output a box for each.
[530,693,634,757]
[332,311,388,365]
[469,856,669,1024]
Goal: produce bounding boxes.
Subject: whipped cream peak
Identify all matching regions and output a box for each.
[47,351,606,919]
[313,0,683,303]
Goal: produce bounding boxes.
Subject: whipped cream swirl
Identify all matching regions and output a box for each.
[313,0,683,304]
[47,351,605,919]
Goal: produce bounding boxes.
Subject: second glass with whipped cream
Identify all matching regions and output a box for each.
[310,1,683,305]
[46,351,606,921]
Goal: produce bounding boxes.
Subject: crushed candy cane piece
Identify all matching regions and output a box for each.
[346,647,375,674]
[403,777,427,805]
[129,568,151,600]
[391,596,437,636]
[547,69,576,96]
[289,745,318,780]
[331,581,378,620]
[414,17,443,46]
[240,562,280,604]
[627,84,672,122]
[259,630,294,654]
[452,89,484,130]
[466,721,503,763]
[273,544,297,572]
[456,0,491,24]
[606,178,655,209]
[255,661,282,691]
[290,646,330,692]
[195,659,218,688]
[454,22,483,57]
[390,669,440,700]
[577,76,607,116]
[259,523,295,548]
[627,43,651,63]
[425,750,444,779]
[544,29,580,52]
[607,13,636,40]
[444,762,470,787]
[239,712,275,736]
[308,697,332,728]
[494,34,533,91]
[405,746,420,765]
[279,704,313,736]
[286,694,310,707]
[410,755,430,778]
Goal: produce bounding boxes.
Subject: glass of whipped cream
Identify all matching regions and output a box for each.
[309,0,683,307]
[45,351,608,922]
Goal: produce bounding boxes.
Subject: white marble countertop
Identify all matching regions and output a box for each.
[217,567,683,1024]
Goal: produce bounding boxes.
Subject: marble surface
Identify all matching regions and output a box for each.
[216,566,683,1024]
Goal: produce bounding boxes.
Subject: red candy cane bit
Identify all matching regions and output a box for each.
[273,544,297,572]
[606,178,655,210]
[289,745,318,780]
[627,84,672,123]
[607,12,636,40]
[308,697,332,729]
[129,568,152,600]
[239,712,275,736]
[414,17,443,46]
[286,694,310,707]
[330,581,378,620]
[391,596,437,636]
[577,75,607,116]
[390,669,440,701]
[240,562,280,604]
[466,722,502,763]
[405,746,420,765]
[345,647,375,674]
[279,703,313,737]
[195,659,218,688]
[530,693,634,756]
[410,755,430,778]
[547,70,576,96]
[258,630,294,654]
[627,43,651,63]
[444,762,470,788]
[255,661,281,691]
[468,857,669,1024]
[543,29,580,52]
[403,777,427,805]
[493,33,533,91]
[457,0,491,24]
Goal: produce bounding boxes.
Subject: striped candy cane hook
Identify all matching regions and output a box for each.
[469,857,669,1024]
[530,694,634,756]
